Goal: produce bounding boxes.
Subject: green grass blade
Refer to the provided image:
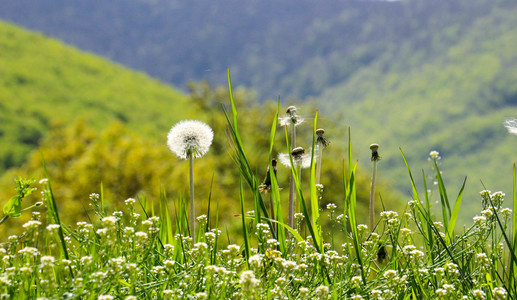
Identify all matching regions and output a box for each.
[267,99,286,250]
[228,68,239,135]
[206,175,214,233]
[239,178,250,268]
[41,155,73,277]
[434,160,451,231]
[310,111,323,251]
[446,176,466,244]
[399,148,420,202]
[421,170,434,260]
[269,98,280,155]
[222,78,273,232]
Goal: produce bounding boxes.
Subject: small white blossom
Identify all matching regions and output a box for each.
[429,150,440,160]
[125,198,136,205]
[493,287,507,300]
[22,220,42,230]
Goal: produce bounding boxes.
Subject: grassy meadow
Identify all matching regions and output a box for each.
[1,76,517,299]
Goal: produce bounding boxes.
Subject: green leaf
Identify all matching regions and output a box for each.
[3,195,22,218]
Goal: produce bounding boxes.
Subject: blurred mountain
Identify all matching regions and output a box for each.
[0,0,506,100]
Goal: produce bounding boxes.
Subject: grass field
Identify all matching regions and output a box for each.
[1,77,516,299]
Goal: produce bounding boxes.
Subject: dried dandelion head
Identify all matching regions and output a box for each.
[316,128,330,148]
[279,106,304,127]
[370,144,380,162]
[167,120,214,159]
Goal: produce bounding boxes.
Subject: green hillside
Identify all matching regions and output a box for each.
[321,3,517,220]
[0,21,400,237]
[0,20,192,171]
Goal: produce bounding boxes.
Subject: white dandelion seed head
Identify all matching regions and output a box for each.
[277,147,314,169]
[504,118,517,135]
[167,120,213,160]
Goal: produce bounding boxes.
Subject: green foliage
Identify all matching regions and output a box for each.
[2,177,36,218]
[0,20,190,172]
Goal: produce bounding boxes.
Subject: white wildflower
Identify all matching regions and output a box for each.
[240,270,259,292]
[472,289,486,300]
[493,287,506,300]
[22,220,42,230]
[125,198,136,205]
[46,224,60,233]
[429,150,440,160]
[315,285,329,299]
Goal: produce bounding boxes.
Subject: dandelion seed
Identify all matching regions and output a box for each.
[504,118,517,135]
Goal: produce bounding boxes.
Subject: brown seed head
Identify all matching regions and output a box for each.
[291,147,305,157]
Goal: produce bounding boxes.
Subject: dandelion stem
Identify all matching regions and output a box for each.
[316,145,323,185]
[369,144,380,231]
[288,123,296,228]
[189,154,195,245]
[296,163,303,215]
[370,160,377,231]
